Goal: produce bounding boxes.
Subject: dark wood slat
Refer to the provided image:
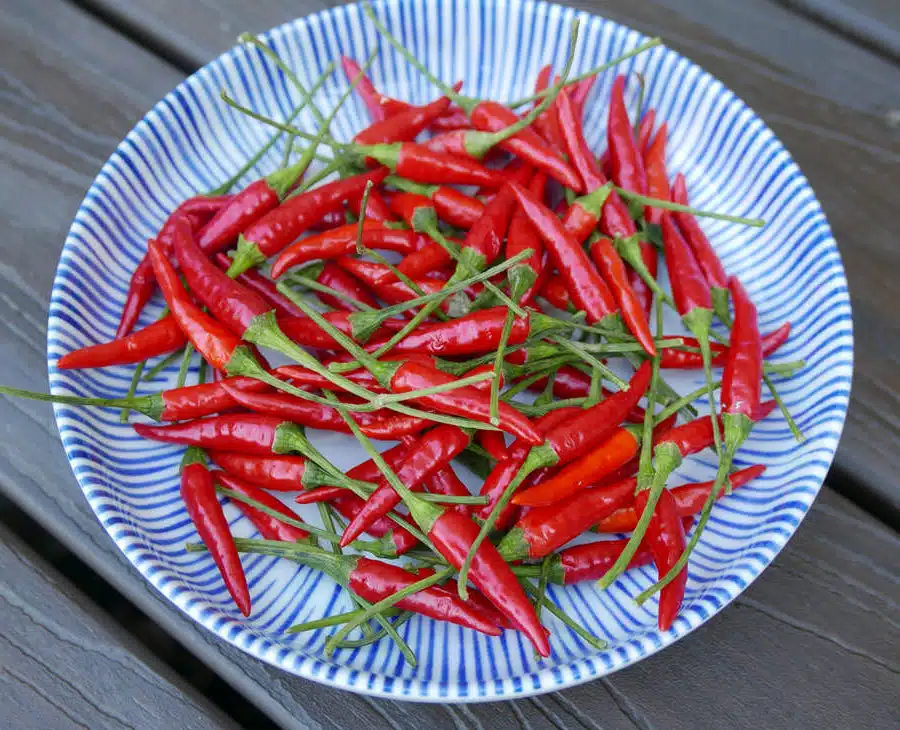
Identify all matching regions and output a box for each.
[777,0,900,62]
[81,0,900,519]
[0,0,897,728]
[0,525,240,730]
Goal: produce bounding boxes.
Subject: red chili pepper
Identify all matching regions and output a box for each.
[607,76,648,195]
[522,366,646,423]
[506,171,547,303]
[154,376,267,421]
[476,429,509,462]
[537,276,574,312]
[394,240,454,280]
[499,477,636,561]
[531,65,566,151]
[219,381,427,441]
[208,450,306,492]
[512,427,641,507]
[637,108,657,154]
[147,238,242,371]
[549,537,651,585]
[134,414,290,456]
[307,210,347,233]
[587,235,656,356]
[634,487,686,630]
[278,311,405,351]
[642,122,669,224]
[270,223,420,278]
[508,182,617,325]
[659,322,791,370]
[671,174,730,319]
[117,196,229,339]
[349,184,395,224]
[595,464,766,533]
[722,277,762,421]
[424,465,473,515]
[341,56,409,121]
[430,107,470,131]
[180,448,251,616]
[663,213,712,317]
[316,261,380,311]
[335,256,456,311]
[339,425,471,546]
[228,168,390,276]
[354,94,453,145]
[556,89,605,192]
[570,74,597,118]
[357,142,502,187]
[213,253,304,318]
[470,100,583,192]
[58,315,187,369]
[214,470,309,541]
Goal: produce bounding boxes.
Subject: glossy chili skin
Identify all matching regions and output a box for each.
[661,214,712,316]
[431,185,484,228]
[387,191,437,228]
[554,538,651,585]
[378,142,501,187]
[470,100,583,192]
[508,182,617,324]
[722,277,762,417]
[134,414,284,455]
[538,276,573,311]
[173,219,271,335]
[197,180,281,255]
[335,257,451,308]
[348,557,501,635]
[642,122,670,225]
[635,487,686,631]
[659,322,791,370]
[214,253,305,318]
[340,425,471,546]
[181,459,251,616]
[354,95,452,145]
[342,56,409,121]
[427,509,551,656]
[116,195,229,339]
[349,184,395,223]
[595,464,766,533]
[505,477,637,562]
[426,465,474,514]
[209,450,306,491]
[512,428,640,507]
[637,109,657,153]
[386,359,541,444]
[395,240,453,280]
[607,76,648,195]
[532,65,566,151]
[58,315,187,369]
[588,235,656,356]
[556,89,605,192]
[270,223,419,278]
[220,381,428,440]
[242,168,389,258]
[671,174,728,292]
[457,185,518,269]
[214,470,309,541]
[279,311,405,351]
[147,238,242,371]
[506,171,546,304]
[159,376,269,421]
[316,261,380,311]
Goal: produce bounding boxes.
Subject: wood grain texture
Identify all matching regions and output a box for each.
[0,525,240,730]
[0,0,897,728]
[79,0,900,519]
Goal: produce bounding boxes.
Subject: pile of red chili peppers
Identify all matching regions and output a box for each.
[3,8,806,664]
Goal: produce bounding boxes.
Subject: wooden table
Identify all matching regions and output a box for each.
[1,1,898,727]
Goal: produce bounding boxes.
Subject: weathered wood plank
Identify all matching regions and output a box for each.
[0,525,241,730]
[0,1,897,728]
[81,0,900,519]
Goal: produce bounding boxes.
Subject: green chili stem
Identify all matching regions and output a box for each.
[490,309,518,425]
[142,349,183,381]
[119,361,145,423]
[615,188,765,227]
[548,336,627,390]
[520,579,606,649]
[283,272,375,311]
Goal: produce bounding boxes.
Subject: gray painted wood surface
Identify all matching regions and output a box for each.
[0,525,240,730]
[0,0,898,727]
[80,0,900,519]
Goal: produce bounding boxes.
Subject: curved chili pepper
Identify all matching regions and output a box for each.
[671,173,730,320]
[642,122,669,224]
[513,427,640,507]
[395,241,454,280]
[508,182,617,325]
[219,381,428,440]
[279,311,405,351]
[147,238,242,371]
[522,366,646,423]
[385,176,486,229]
[270,223,420,278]
[384,307,559,358]
[607,76,648,195]
[228,168,389,276]
[180,448,251,616]
[424,465,473,515]
[531,66,566,151]
[339,425,471,546]
[354,94,452,145]
[595,464,766,533]
[469,100,583,192]
[341,55,409,121]
[537,275,574,312]
[336,257,456,311]
[156,376,268,421]
[214,470,309,541]
[349,184,395,223]
[659,322,791,369]
[307,210,347,233]
[356,142,502,187]
[570,74,597,118]
[499,477,636,561]
[476,429,509,463]
[663,214,712,317]
[208,450,306,491]
[134,414,288,456]
[722,277,762,421]
[556,89,605,192]
[634,487,686,630]
[214,253,304,318]
[316,261,380,311]
[587,234,656,356]
[430,108,470,131]
[506,171,546,303]
[58,315,187,369]
[638,108,657,154]
[117,196,229,339]
[551,537,652,585]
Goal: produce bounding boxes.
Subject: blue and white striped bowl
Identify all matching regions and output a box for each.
[47,0,852,701]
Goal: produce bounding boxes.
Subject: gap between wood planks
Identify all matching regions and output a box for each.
[0,493,281,730]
